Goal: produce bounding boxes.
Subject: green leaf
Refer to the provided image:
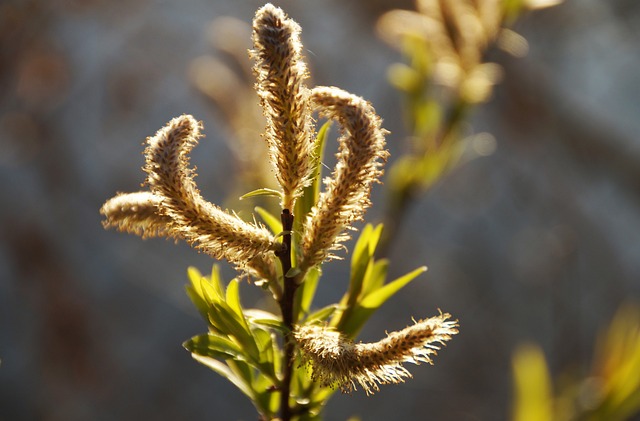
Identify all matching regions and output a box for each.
[253,328,273,361]
[360,265,426,308]
[249,318,287,334]
[306,304,339,323]
[186,267,226,328]
[185,285,209,320]
[360,259,389,298]
[253,377,279,419]
[225,278,244,320]
[255,206,283,235]
[295,267,321,320]
[331,225,383,330]
[191,354,256,402]
[184,333,246,361]
[350,224,374,285]
[339,266,427,337]
[252,327,277,380]
[347,224,383,306]
[240,188,283,201]
[208,302,259,359]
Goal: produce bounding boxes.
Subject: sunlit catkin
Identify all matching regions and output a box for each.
[294,313,458,395]
[141,114,280,270]
[251,3,314,210]
[300,87,388,271]
[100,191,173,239]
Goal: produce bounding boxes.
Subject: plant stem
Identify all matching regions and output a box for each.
[276,209,297,421]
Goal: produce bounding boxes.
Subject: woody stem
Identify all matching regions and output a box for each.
[276,209,297,421]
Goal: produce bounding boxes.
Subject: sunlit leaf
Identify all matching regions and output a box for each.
[295,267,321,321]
[360,259,389,298]
[185,285,209,320]
[240,188,283,200]
[360,266,426,308]
[338,266,426,337]
[209,302,258,359]
[250,318,287,334]
[306,304,339,323]
[184,333,246,361]
[252,327,277,380]
[191,354,256,403]
[255,206,283,235]
[225,278,244,320]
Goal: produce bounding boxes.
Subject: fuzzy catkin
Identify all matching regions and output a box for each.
[294,313,458,395]
[300,87,389,271]
[251,3,314,209]
[142,114,280,270]
[100,191,173,239]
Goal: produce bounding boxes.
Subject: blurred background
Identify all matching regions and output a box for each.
[1,0,639,420]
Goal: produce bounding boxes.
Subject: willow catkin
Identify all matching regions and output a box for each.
[300,87,389,271]
[141,114,280,270]
[294,313,459,395]
[251,3,314,209]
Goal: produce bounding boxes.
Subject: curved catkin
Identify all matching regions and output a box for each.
[100,191,173,239]
[143,114,281,271]
[294,313,459,395]
[251,3,314,209]
[300,87,389,271]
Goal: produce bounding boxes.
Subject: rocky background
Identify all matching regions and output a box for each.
[1,0,639,420]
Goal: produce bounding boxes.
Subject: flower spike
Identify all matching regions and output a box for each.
[300,87,389,271]
[294,313,458,395]
[251,3,314,210]
[142,114,281,270]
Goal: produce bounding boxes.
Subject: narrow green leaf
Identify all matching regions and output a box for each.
[253,328,274,364]
[225,278,244,320]
[209,302,259,359]
[295,267,321,321]
[200,277,219,307]
[348,224,383,304]
[306,304,339,323]
[188,265,224,304]
[255,206,283,235]
[253,379,278,419]
[249,318,287,334]
[339,266,427,337]
[331,225,383,330]
[185,285,209,320]
[187,266,203,290]
[360,266,426,309]
[244,308,280,321]
[184,333,246,361]
[360,259,389,298]
[240,188,283,201]
[227,359,260,410]
[251,327,278,382]
[191,354,256,402]
[350,224,374,287]
[187,266,222,308]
